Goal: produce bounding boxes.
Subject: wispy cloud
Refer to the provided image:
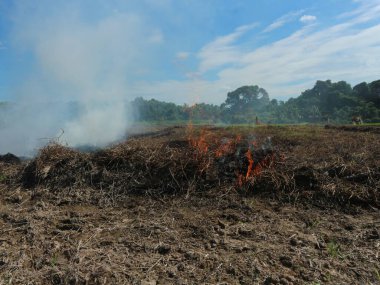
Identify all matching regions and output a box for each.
[263,10,304,33]
[339,0,380,20]
[133,0,380,104]
[217,1,380,99]
[197,23,259,72]
[299,15,317,24]
[176,51,190,60]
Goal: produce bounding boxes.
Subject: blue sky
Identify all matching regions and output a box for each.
[1,0,380,104]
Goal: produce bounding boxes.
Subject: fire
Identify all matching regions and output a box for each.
[189,129,209,155]
[245,149,254,179]
[189,129,241,158]
[195,130,209,154]
[186,126,277,188]
[239,148,265,186]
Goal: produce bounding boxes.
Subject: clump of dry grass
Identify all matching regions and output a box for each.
[21,140,204,197]
[18,131,278,201]
[8,125,380,207]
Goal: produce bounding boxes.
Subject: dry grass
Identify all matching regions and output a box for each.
[0,125,379,284]
[2,125,375,208]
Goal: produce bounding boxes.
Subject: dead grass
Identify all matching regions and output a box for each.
[2,125,376,208]
[0,125,379,284]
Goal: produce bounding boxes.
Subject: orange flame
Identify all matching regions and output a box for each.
[241,143,275,186]
[186,127,277,188]
[189,129,209,156]
[245,149,254,179]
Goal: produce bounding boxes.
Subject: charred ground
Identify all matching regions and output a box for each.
[0,125,379,284]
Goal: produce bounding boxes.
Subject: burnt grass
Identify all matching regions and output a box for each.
[0,125,379,284]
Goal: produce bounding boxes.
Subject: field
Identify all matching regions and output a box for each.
[0,125,379,285]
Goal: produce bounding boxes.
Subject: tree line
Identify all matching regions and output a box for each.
[132,79,380,124]
[0,79,379,125]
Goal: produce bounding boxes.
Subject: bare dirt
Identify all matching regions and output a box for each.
[0,125,379,285]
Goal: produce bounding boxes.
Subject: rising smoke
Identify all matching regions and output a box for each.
[0,1,162,156]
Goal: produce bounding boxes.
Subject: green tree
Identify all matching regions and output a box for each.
[222,85,270,123]
[369,80,380,107]
[353,82,371,101]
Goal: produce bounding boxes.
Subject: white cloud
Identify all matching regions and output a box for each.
[132,0,380,105]
[263,10,304,33]
[215,18,380,100]
[197,23,258,72]
[339,0,380,20]
[300,15,317,24]
[176,51,190,60]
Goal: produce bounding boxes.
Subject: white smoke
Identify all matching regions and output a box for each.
[0,1,162,155]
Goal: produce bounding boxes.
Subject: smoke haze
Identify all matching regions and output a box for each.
[0,1,162,155]
[3,1,380,156]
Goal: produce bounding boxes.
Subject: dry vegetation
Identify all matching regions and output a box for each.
[0,125,379,284]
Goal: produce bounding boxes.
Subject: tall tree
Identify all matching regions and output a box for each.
[222,85,270,123]
[225,86,269,109]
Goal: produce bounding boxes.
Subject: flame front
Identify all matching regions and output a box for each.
[186,126,276,188]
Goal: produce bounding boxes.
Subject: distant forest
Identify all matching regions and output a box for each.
[132,79,380,124]
[1,79,380,125]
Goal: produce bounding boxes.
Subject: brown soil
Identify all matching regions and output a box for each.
[0,125,379,285]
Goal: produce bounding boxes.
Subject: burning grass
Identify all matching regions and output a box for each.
[6,125,377,208]
[0,125,379,284]
[19,132,279,200]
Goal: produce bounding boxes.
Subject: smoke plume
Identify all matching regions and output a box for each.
[0,1,162,155]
